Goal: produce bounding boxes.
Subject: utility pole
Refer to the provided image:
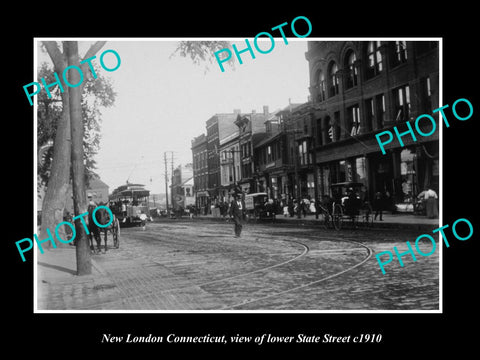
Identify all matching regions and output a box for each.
[164,152,169,211]
[170,151,174,211]
[311,112,319,219]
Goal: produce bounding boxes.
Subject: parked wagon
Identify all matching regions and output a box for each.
[244,192,276,221]
[317,181,373,230]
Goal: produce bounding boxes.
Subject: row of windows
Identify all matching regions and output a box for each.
[193,150,208,170]
[314,41,437,101]
[315,77,432,146]
[194,174,208,190]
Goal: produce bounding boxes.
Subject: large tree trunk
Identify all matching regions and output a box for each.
[65,41,91,276]
[39,47,70,248]
[41,40,106,274]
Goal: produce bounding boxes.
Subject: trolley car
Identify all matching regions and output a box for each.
[109,183,150,227]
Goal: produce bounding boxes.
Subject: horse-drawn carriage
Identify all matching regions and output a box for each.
[87,202,120,252]
[244,192,276,221]
[317,181,373,230]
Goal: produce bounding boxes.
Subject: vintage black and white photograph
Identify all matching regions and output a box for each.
[34,38,441,312]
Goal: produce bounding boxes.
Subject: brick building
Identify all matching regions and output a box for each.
[305,40,439,208]
[191,134,208,211]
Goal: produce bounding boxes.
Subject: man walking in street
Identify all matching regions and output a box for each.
[229,191,246,238]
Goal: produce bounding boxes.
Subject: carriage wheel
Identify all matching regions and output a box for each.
[320,210,330,229]
[333,204,343,230]
[113,221,120,248]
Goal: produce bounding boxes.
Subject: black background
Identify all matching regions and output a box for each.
[6,4,477,356]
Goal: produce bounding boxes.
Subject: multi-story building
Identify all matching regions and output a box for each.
[171,163,194,210]
[191,134,208,211]
[305,40,439,208]
[205,111,241,203]
[254,103,304,200]
[234,106,270,194]
[218,128,240,201]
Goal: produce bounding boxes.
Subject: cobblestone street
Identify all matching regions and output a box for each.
[37,219,439,311]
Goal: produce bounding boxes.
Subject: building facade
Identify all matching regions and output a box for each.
[234,106,270,194]
[218,130,240,201]
[306,40,439,208]
[191,134,208,211]
[171,163,194,210]
[191,40,439,213]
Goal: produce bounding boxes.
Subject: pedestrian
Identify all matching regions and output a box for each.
[309,198,316,215]
[374,191,384,221]
[420,186,438,219]
[301,197,308,217]
[228,191,246,238]
[283,200,289,217]
[288,197,294,217]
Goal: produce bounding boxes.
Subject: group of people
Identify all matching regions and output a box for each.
[281,196,318,218]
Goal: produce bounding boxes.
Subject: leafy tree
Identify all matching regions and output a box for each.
[39,40,232,275]
[171,41,235,72]
[37,62,116,187]
[40,41,107,275]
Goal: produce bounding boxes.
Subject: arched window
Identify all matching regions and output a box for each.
[345,50,358,89]
[318,70,326,101]
[366,41,383,79]
[328,62,339,97]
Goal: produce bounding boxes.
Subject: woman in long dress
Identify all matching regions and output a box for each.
[422,187,438,218]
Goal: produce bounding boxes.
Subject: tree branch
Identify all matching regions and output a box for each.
[83,41,107,61]
[43,41,65,73]
[80,41,107,91]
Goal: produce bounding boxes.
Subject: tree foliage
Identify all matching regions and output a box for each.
[37,61,116,188]
[171,41,235,72]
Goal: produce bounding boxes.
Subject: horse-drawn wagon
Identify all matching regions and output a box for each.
[244,192,276,221]
[317,181,373,230]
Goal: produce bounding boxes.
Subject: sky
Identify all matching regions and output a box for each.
[37,39,311,194]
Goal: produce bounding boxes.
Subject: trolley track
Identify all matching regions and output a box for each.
[97,223,374,310]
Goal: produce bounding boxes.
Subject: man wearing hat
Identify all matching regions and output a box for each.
[228,191,246,238]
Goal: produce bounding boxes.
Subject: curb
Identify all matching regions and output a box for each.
[153,216,438,232]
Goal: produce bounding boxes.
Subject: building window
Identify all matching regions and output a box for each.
[299,140,308,165]
[316,69,326,101]
[316,118,323,146]
[333,111,341,141]
[365,98,374,132]
[393,41,408,65]
[328,62,339,97]
[324,116,332,144]
[422,76,433,113]
[345,50,358,89]
[393,85,411,122]
[366,41,383,79]
[347,105,361,136]
[375,94,385,128]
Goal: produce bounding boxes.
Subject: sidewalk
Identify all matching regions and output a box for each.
[36,245,119,310]
[191,212,440,231]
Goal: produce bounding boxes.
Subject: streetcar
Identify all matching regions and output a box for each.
[109,183,150,227]
[318,181,373,230]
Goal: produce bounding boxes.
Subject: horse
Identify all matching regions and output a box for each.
[87,202,120,253]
